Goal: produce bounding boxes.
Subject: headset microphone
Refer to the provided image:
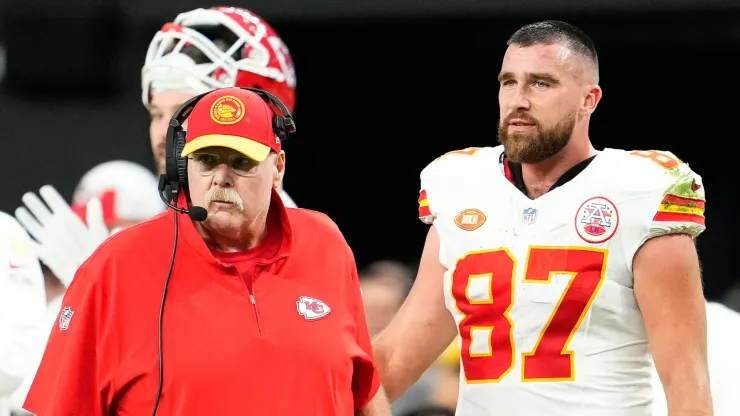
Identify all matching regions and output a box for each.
[157,175,208,221]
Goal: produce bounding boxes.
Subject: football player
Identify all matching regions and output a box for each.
[373,20,712,415]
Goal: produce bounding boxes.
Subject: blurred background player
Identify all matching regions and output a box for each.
[0,212,46,416]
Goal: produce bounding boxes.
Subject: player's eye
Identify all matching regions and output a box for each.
[533,80,550,88]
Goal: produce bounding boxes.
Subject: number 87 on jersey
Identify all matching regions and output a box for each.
[450,246,608,383]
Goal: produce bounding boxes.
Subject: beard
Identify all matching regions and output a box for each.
[497,111,577,164]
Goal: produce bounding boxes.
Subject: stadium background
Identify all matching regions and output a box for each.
[0,1,737,301]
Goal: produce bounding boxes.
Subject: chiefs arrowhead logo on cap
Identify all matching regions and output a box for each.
[210,95,245,125]
[454,208,487,231]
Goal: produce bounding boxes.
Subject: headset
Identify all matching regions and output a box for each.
[153,87,296,415]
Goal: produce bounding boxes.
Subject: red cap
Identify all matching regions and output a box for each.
[181,87,280,161]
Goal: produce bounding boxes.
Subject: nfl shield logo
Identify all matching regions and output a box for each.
[522,207,537,224]
[59,306,74,331]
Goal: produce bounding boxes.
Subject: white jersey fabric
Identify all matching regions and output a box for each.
[0,212,46,416]
[417,146,706,416]
[651,301,740,416]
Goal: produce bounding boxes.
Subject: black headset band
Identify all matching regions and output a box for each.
[169,87,295,133]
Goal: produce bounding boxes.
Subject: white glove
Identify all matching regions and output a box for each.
[14,185,111,288]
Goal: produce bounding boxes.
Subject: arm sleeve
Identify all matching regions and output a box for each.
[0,214,47,395]
[647,161,706,239]
[348,252,381,410]
[23,258,114,416]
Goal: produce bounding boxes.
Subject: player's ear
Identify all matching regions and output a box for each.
[581,84,602,117]
[272,151,286,189]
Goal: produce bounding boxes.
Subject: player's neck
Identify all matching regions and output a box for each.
[197,218,268,252]
[521,137,595,199]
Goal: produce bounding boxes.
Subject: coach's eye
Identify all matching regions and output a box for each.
[194,154,219,167]
[231,157,253,170]
[533,81,550,88]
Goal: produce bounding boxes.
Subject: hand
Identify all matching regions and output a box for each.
[14,185,111,288]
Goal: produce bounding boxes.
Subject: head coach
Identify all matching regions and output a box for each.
[23,87,390,416]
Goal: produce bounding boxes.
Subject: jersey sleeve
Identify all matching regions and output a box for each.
[647,158,706,239]
[417,147,487,225]
[417,156,447,224]
[23,255,114,415]
[347,250,381,410]
[0,213,46,395]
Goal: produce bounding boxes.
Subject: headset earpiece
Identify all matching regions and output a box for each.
[164,119,183,199]
[174,130,188,190]
[272,116,287,144]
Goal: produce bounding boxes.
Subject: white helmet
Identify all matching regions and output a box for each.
[141,7,297,112]
[71,160,165,226]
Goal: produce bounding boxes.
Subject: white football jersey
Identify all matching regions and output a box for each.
[417,146,706,416]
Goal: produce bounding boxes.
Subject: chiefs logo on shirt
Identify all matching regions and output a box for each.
[296,296,331,320]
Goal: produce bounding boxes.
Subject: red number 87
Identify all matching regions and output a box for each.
[451,246,608,383]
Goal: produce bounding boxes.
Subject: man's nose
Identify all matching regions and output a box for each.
[211,163,234,187]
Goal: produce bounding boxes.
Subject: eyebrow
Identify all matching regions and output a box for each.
[530,72,561,84]
[497,71,561,84]
[497,72,514,82]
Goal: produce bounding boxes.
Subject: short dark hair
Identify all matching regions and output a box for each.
[507,20,599,81]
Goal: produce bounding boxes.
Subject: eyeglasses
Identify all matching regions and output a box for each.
[187,152,259,177]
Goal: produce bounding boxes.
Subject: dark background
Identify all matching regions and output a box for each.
[0,1,737,300]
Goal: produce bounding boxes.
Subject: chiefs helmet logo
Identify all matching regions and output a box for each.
[454,209,487,231]
[210,95,245,125]
[296,296,331,320]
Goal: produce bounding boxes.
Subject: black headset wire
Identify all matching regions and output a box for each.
[152,202,179,416]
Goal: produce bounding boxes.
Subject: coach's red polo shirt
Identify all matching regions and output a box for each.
[24,191,380,415]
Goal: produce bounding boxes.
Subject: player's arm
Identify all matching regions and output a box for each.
[0,215,47,395]
[356,386,391,416]
[372,225,458,402]
[23,257,114,416]
[634,234,712,415]
[632,157,712,415]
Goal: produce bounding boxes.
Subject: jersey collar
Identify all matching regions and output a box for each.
[500,151,597,196]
